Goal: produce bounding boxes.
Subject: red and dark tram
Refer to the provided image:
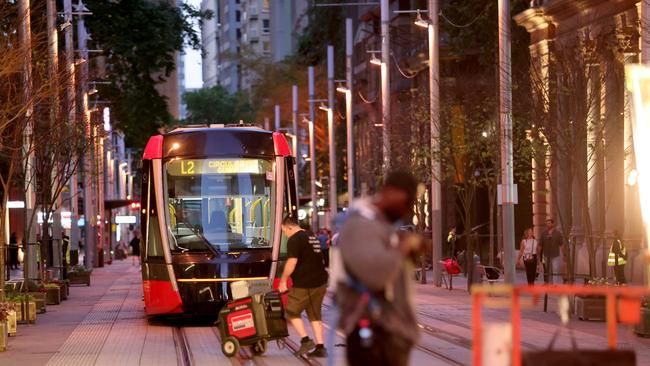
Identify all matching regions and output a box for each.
[140,125,297,315]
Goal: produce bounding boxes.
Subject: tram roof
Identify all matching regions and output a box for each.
[143,125,292,159]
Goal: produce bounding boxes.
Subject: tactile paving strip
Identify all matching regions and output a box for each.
[45,274,138,366]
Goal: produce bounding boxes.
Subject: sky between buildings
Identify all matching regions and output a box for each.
[184,0,203,89]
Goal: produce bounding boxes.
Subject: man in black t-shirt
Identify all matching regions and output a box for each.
[278,216,328,358]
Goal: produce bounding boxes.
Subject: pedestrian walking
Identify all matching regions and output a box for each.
[608,230,627,285]
[278,216,329,358]
[517,228,540,285]
[317,229,330,267]
[539,218,564,284]
[8,232,18,270]
[336,171,421,366]
[129,233,141,266]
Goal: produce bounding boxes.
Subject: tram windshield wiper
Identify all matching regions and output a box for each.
[172,218,219,254]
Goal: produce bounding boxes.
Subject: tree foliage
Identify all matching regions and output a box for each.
[183,85,255,124]
[84,0,211,147]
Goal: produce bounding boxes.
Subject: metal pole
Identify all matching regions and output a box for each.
[64,0,80,260]
[380,0,391,173]
[641,0,650,64]
[499,0,516,284]
[429,0,442,287]
[346,18,355,203]
[292,85,300,197]
[275,105,280,131]
[308,67,318,231]
[78,4,96,268]
[327,46,337,221]
[264,117,270,131]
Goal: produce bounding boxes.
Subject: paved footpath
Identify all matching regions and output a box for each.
[2,261,650,365]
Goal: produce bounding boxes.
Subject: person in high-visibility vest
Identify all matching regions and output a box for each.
[608,230,627,285]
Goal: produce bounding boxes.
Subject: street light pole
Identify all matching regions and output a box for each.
[327,45,337,221]
[380,0,391,173]
[292,85,300,197]
[77,1,96,268]
[275,105,280,131]
[308,66,318,231]
[345,18,355,202]
[428,0,442,287]
[64,0,80,262]
[499,0,516,284]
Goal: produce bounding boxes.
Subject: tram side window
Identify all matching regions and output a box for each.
[146,169,164,259]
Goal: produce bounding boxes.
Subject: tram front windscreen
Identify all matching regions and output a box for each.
[164,158,276,252]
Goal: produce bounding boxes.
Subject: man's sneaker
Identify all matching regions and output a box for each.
[295,337,316,356]
[307,346,328,358]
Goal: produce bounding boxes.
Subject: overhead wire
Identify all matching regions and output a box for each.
[439,5,489,29]
[390,52,419,79]
[358,90,377,104]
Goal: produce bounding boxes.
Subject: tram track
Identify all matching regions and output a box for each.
[320,301,466,365]
[172,326,194,366]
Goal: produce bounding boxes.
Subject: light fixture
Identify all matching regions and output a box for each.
[59,21,72,31]
[74,58,86,65]
[170,142,180,151]
[319,104,329,111]
[315,181,323,188]
[88,88,98,95]
[103,107,111,132]
[481,131,488,138]
[414,11,429,28]
[336,85,349,94]
[374,123,384,127]
[628,169,639,186]
[370,55,382,66]
[302,154,309,159]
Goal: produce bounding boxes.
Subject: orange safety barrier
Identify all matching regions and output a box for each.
[471,284,650,366]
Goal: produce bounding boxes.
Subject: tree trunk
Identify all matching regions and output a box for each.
[0,196,7,301]
[488,182,496,267]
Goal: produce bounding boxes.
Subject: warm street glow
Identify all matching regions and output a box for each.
[626,64,650,263]
[319,105,329,111]
[336,86,349,94]
[414,11,429,28]
[628,169,639,187]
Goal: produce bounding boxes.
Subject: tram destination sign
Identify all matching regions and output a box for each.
[167,159,267,176]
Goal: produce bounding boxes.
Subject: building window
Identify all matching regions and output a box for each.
[236,10,241,22]
[262,41,270,54]
[236,28,241,40]
[262,19,270,34]
[263,0,269,10]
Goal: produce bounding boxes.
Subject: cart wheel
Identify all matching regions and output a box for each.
[251,339,267,355]
[222,337,240,357]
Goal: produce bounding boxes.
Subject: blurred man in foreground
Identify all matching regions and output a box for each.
[336,171,421,366]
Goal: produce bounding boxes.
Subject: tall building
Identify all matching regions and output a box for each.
[269,0,309,62]
[201,0,308,92]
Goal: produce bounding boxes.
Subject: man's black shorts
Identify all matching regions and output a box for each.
[285,283,327,321]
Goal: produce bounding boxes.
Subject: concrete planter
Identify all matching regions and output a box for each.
[575,296,606,321]
[634,308,650,337]
[14,301,36,324]
[27,292,47,313]
[0,322,6,352]
[45,286,61,305]
[68,272,91,286]
[6,311,16,337]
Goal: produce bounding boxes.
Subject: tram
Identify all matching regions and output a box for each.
[140,125,298,315]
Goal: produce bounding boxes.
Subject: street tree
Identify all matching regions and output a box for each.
[183,85,255,124]
[83,0,211,147]
[527,29,624,279]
